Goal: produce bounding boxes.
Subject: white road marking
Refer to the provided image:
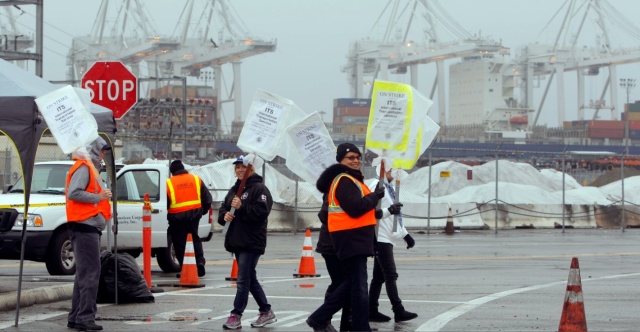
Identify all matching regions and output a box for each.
[0,311,67,329]
[416,272,640,332]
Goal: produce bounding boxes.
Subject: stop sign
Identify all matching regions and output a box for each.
[82,61,138,119]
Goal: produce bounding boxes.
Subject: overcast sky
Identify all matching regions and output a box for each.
[8,0,640,131]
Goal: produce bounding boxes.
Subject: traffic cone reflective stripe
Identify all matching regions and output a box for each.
[225,257,238,281]
[558,257,587,332]
[444,207,455,235]
[293,229,320,278]
[178,233,205,288]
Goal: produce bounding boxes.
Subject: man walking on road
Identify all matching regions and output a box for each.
[65,137,112,331]
[166,160,212,277]
[367,169,418,323]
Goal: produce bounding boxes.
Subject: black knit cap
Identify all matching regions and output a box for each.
[169,160,185,175]
[336,143,361,162]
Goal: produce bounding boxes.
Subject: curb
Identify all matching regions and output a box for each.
[0,283,74,312]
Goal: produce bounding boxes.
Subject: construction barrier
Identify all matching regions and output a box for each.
[293,229,320,278]
[142,193,152,288]
[444,207,455,235]
[225,256,238,281]
[558,257,587,332]
[177,233,205,288]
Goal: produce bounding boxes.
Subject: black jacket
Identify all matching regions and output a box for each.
[315,163,378,260]
[166,169,213,223]
[217,174,273,255]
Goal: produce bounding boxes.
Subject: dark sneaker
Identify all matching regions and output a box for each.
[394,310,418,322]
[67,322,75,329]
[75,322,103,331]
[369,311,391,322]
[223,313,242,330]
[251,310,277,327]
[197,264,206,277]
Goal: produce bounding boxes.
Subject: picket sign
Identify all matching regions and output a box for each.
[365,80,438,233]
[237,89,308,162]
[283,112,336,185]
[225,90,308,235]
[34,85,98,154]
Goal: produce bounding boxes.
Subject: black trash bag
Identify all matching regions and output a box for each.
[97,250,155,304]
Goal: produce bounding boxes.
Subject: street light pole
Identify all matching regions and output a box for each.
[619,78,635,233]
[619,78,636,145]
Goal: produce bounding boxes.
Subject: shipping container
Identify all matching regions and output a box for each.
[333,106,371,118]
[334,98,371,108]
[629,103,640,112]
[572,120,588,127]
[588,127,624,139]
[335,115,369,125]
[342,125,368,134]
[622,112,640,121]
[587,120,624,129]
[630,120,640,131]
[630,130,640,139]
[563,121,572,129]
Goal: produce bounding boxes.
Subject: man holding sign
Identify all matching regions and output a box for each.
[307,143,384,332]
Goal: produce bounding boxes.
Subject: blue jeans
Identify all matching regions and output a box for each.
[309,255,370,331]
[231,251,271,315]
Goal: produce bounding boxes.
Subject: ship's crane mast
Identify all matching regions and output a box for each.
[67,0,275,134]
[517,0,640,128]
[342,0,507,125]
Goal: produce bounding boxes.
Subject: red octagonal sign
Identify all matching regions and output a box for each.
[82,61,138,119]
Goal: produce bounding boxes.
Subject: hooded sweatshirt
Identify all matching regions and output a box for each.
[315,163,379,260]
[66,137,110,233]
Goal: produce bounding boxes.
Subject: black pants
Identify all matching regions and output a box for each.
[168,218,205,266]
[369,242,404,313]
[322,254,351,329]
[309,255,370,332]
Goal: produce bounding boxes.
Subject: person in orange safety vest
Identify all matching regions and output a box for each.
[166,160,212,277]
[307,143,385,332]
[65,136,112,331]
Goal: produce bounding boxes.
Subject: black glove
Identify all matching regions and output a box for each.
[375,209,383,219]
[387,203,403,215]
[374,185,385,199]
[404,234,415,249]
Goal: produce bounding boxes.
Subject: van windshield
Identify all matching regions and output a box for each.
[9,164,73,194]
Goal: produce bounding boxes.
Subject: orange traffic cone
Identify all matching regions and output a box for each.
[293,229,321,278]
[558,257,587,332]
[444,207,455,235]
[177,234,205,288]
[225,256,238,281]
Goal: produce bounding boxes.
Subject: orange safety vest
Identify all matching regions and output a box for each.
[327,173,376,232]
[166,173,202,214]
[65,159,112,222]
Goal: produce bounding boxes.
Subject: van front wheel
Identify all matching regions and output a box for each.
[156,236,180,273]
[45,230,76,275]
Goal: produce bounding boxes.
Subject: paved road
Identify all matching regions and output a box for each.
[0,229,638,331]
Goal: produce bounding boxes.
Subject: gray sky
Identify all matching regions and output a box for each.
[9,0,640,130]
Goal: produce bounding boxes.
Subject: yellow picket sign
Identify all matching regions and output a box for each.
[365,81,415,153]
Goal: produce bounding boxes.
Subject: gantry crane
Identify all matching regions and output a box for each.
[342,0,508,126]
[514,0,640,129]
[66,0,276,134]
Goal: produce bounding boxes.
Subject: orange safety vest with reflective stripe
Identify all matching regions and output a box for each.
[166,173,202,214]
[327,173,376,232]
[65,159,112,222]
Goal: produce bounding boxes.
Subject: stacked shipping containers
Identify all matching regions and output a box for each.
[623,101,640,139]
[333,98,371,134]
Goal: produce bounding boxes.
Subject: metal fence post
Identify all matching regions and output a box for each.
[294,177,298,235]
[427,150,433,235]
[494,147,499,233]
[621,148,626,232]
[562,146,566,232]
